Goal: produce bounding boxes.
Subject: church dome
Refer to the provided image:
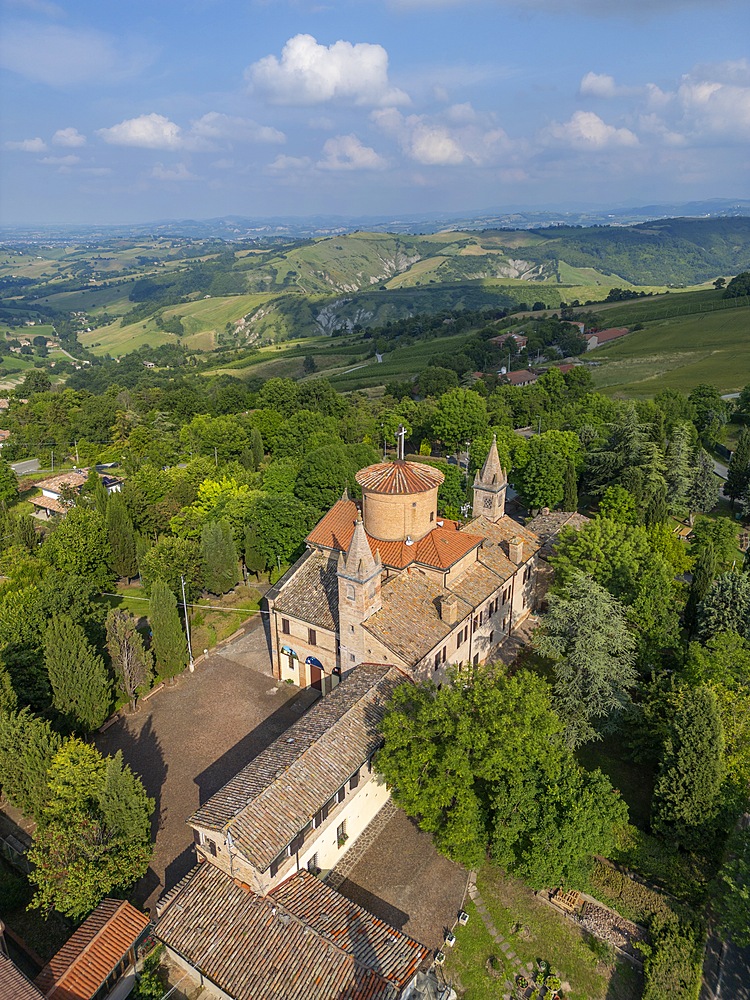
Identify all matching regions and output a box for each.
[355,460,444,495]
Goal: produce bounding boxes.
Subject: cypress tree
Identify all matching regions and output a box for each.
[697,571,750,640]
[665,422,694,516]
[243,524,267,579]
[44,616,111,732]
[690,448,720,520]
[106,493,138,580]
[81,468,109,516]
[13,512,37,552]
[251,427,264,471]
[106,609,153,711]
[727,428,750,506]
[0,708,61,822]
[685,541,718,634]
[651,685,724,848]
[562,459,578,512]
[149,579,188,682]
[200,519,238,596]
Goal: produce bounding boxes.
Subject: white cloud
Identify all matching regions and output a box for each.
[97,113,183,150]
[580,72,617,99]
[317,134,388,171]
[190,112,285,145]
[372,107,509,166]
[267,154,313,172]
[52,127,86,147]
[150,163,198,182]
[39,154,80,166]
[544,110,639,148]
[409,122,466,165]
[4,137,47,152]
[247,34,409,107]
[0,22,152,87]
[677,72,750,137]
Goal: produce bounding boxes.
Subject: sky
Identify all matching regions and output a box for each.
[1,0,749,225]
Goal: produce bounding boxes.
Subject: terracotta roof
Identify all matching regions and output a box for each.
[592,326,629,343]
[355,461,444,495]
[525,510,590,559]
[35,470,88,495]
[189,663,405,870]
[156,865,429,1000]
[35,899,148,1000]
[274,550,339,631]
[0,953,45,1000]
[501,369,538,386]
[307,499,479,572]
[364,572,473,665]
[29,495,67,514]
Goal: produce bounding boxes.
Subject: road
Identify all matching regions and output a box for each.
[713,458,729,481]
[10,458,40,476]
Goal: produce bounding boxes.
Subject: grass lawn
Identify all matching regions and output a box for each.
[447,866,642,1000]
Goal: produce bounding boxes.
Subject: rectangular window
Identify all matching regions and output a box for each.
[473,653,479,666]
[270,857,280,878]
[308,628,317,646]
[434,653,440,671]
[489,630,494,645]
[337,821,347,845]
[336,786,346,805]
[308,854,320,874]
[281,618,290,635]
[472,617,479,633]
[441,646,447,663]
[193,829,201,845]
[350,770,360,791]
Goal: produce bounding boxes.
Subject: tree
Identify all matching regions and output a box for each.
[106,610,153,711]
[200,519,238,596]
[418,366,459,398]
[106,493,138,580]
[723,271,750,299]
[726,428,750,506]
[0,457,19,509]
[651,685,724,849]
[664,422,694,517]
[149,579,188,681]
[515,431,580,511]
[139,536,202,598]
[376,666,626,884]
[0,709,61,822]
[688,383,730,450]
[80,469,109,516]
[432,388,488,451]
[250,426,264,471]
[692,515,738,571]
[562,458,578,512]
[248,494,318,569]
[0,658,17,715]
[28,738,153,919]
[598,485,637,524]
[713,825,750,947]
[685,541,718,634]
[243,524,266,578]
[690,448,719,520]
[44,616,111,732]
[697,572,750,640]
[713,277,726,290]
[42,506,112,587]
[534,573,637,747]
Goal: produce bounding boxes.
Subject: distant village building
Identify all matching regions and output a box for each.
[266,438,541,695]
[0,429,9,449]
[584,327,629,351]
[29,469,123,518]
[499,368,538,387]
[490,332,528,350]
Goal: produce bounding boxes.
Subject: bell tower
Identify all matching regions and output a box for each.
[472,434,507,521]
[337,515,382,672]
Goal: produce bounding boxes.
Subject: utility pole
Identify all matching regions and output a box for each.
[51,450,54,472]
[214,446,218,467]
[74,440,79,465]
[181,575,195,672]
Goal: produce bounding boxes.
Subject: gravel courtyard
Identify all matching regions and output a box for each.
[95,621,317,913]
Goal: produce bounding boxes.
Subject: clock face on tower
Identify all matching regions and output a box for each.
[483,495,493,509]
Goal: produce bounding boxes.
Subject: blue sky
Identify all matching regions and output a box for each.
[1,0,748,224]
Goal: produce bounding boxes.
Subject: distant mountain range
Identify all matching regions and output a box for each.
[2,199,749,243]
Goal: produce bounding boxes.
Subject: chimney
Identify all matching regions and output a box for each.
[509,536,524,564]
[439,593,460,625]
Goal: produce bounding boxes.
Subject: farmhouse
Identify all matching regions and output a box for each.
[29,468,123,518]
[500,368,538,386]
[584,327,629,350]
[266,438,541,695]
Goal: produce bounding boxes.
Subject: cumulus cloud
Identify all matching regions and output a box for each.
[676,71,750,137]
[372,106,509,166]
[39,154,80,166]
[248,34,409,107]
[190,112,285,145]
[97,113,183,150]
[267,154,313,172]
[0,22,152,86]
[317,134,388,170]
[4,137,47,152]
[150,162,198,181]
[52,127,86,147]
[579,72,632,99]
[544,110,639,148]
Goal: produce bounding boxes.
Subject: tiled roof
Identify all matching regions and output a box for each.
[364,572,472,664]
[0,953,44,1000]
[591,326,629,343]
[156,865,429,1000]
[446,562,504,608]
[355,461,444,495]
[274,550,339,631]
[464,515,541,580]
[29,495,67,514]
[501,369,538,385]
[307,498,480,572]
[35,899,148,1000]
[189,663,405,870]
[35,470,88,495]
[525,510,590,559]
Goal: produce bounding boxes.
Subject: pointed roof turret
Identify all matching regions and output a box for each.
[338,514,381,582]
[474,434,507,488]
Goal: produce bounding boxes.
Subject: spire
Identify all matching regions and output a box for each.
[474,434,506,488]
[340,514,380,582]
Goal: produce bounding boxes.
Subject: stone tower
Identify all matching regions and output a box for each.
[472,434,507,520]
[337,515,382,673]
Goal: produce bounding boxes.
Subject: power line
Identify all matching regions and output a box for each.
[99,592,270,614]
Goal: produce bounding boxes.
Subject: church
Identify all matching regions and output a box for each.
[266,437,542,694]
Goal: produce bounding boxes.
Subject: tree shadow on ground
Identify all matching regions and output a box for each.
[193,687,319,806]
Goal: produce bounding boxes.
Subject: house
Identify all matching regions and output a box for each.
[490,332,528,350]
[156,864,430,1000]
[0,951,45,1000]
[498,368,538,387]
[584,327,629,351]
[266,437,541,694]
[29,469,123,518]
[0,429,9,448]
[33,899,149,1000]
[188,662,405,893]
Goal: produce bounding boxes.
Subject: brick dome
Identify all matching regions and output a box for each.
[355,460,444,495]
